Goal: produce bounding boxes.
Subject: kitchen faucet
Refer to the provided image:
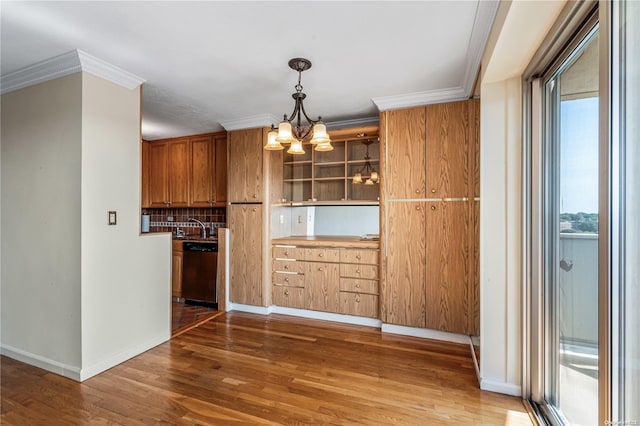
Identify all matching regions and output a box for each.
[188,218,207,239]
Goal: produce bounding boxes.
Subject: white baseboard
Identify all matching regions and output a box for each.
[480,378,522,396]
[1,343,82,381]
[381,323,471,344]
[79,333,169,381]
[227,303,272,315]
[270,306,382,328]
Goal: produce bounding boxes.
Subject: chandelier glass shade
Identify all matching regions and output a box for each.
[264,58,332,153]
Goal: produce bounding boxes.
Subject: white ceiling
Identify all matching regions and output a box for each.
[1,1,497,140]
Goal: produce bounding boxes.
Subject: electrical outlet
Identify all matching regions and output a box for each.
[298,215,303,224]
[167,216,174,222]
[279,215,284,224]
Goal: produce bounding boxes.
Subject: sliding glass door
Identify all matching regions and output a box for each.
[542,26,600,426]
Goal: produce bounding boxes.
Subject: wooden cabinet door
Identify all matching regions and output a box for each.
[168,139,189,207]
[141,141,150,208]
[148,141,169,207]
[228,128,263,203]
[426,101,469,198]
[189,136,213,207]
[305,262,340,313]
[172,241,183,298]
[213,133,228,205]
[384,201,426,327]
[425,201,469,334]
[384,107,426,199]
[229,204,263,305]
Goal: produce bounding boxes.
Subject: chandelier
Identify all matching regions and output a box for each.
[264,58,332,154]
[352,140,379,185]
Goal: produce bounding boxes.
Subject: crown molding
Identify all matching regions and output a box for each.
[219,113,280,131]
[1,49,144,95]
[461,0,500,95]
[371,86,468,111]
[326,116,379,130]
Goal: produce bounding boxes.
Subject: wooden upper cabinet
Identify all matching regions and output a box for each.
[228,128,263,203]
[213,133,228,205]
[141,140,150,208]
[190,135,214,207]
[167,138,190,207]
[148,141,169,207]
[384,107,426,199]
[426,101,469,198]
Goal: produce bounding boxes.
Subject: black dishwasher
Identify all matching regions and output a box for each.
[182,242,218,308]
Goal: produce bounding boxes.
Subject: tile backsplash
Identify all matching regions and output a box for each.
[142,207,226,237]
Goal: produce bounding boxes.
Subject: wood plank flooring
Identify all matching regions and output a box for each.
[1,312,531,425]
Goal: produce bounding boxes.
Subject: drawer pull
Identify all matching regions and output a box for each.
[284,277,289,282]
[431,188,436,193]
[318,267,324,271]
[252,208,257,212]
[356,255,361,260]
[319,253,324,258]
[284,264,289,270]
[355,297,361,303]
[252,194,257,199]
[415,189,420,193]
[284,251,289,256]
[356,270,361,274]
[284,290,289,296]
[355,284,360,288]
[431,205,436,211]
[416,206,421,211]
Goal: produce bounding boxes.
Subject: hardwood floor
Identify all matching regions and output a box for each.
[1,312,531,425]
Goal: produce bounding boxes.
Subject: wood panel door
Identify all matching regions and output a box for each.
[213,133,228,206]
[229,204,263,306]
[228,128,263,203]
[141,141,150,208]
[148,141,169,207]
[426,101,469,198]
[384,201,426,327]
[189,135,213,207]
[425,201,469,334]
[305,262,340,313]
[384,107,426,199]
[168,139,190,207]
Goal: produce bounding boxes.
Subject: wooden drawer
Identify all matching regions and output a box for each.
[340,278,379,295]
[340,263,379,280]
[272,272,305,287]
[273,246,304,260]
[339,249,379,265]
[273,285,305,309]
[339,292,379,318]
[304,248,340,263]
[273,259,305,274]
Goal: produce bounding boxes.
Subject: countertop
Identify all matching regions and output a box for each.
[272,235,379,249]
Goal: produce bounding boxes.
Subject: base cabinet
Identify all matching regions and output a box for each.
[272,243,379,318]
[229,204,263,305]
[172,240,183,298]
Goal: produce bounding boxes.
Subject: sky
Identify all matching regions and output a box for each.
[560,97,599,214]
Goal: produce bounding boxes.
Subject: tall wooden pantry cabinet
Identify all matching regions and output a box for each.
[380,99,480,335]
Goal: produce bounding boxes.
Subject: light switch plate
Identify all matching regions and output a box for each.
[108,211,117,225]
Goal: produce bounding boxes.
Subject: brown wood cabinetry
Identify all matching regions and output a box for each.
[142,132,227,208]
[172,240,183,298]
[271,242,380,318]
[229,204,263,305]
[190,132,227,207]
[381,99,479,335]
[228,128,263,203]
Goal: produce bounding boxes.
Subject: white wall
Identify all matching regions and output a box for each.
[79,73,171,380]
[1,74,83,376]
[478,0,566,396]
[314,206,379,236]
[1,70,171,381]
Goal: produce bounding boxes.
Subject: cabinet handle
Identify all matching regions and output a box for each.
[284,251,289,256]
[416,206,421,211]
[415,189,420,193]
[356,270,361,274]
[431,205,436,211]
[284,264,289,270]
[356,255,361,260]
[355,297,361,303]
[355,284,360,288]
[431,188,436,193]
[284,290,289,296]
[319,253,324,258]
[318,267,324,271]
[252,208,257,212]
[252,194,257,199]
[284,277,289,282]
